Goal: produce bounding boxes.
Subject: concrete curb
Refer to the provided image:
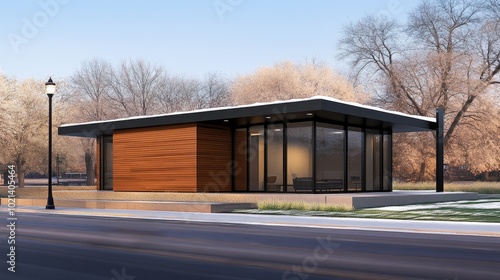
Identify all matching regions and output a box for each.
[0,198,256,213]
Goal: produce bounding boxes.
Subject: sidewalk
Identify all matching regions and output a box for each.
[3,205,500,238]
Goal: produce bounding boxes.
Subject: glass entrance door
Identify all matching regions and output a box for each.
[101,136,113,190]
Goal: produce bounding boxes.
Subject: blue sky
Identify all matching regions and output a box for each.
[1,0,418,81]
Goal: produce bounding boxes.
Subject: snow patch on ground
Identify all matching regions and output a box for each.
[373,200,500,211]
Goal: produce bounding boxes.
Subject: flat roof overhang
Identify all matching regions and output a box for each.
[58,97,436,137]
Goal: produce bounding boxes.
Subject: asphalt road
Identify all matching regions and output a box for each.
[1,213,500,280]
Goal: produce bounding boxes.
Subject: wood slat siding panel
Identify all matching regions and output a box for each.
[96,138,100,190]
[196,125,232,192]
[113,124,198,192]
[234,130,247,191]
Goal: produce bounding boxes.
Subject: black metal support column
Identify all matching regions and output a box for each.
[379,130,384,191]
[312,121,317,194]
[246,127,250,192]
[361,127,366,192]
[343,124,348,192]
[436,108,445,192]
[388,130,393,191]
[283,122,288,192]
[99,136,103,190]
[263,124,268,192]
[231,127,235,192]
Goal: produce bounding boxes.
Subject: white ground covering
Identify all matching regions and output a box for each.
[374,199,500,211]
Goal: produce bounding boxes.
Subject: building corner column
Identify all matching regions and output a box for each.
[436,108,444,192]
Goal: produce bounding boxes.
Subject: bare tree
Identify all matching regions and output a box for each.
[0,79,47,187]
[155,72,230,113]
[68,59,120,185]
[198,73,231,108]
[70,59,114,121]
[339,0,500,179]
[108,59,167,117]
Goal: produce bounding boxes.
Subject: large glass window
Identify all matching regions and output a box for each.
[316,123,344,192]
[267,124,283,192]
[383,132,392,191]
[287,122,313,192]
[347,128,363,191]
[366,130,382,191]
[234,128,247,191]
[235,122,391,193]
[102,135,113,190]
[248,126,264,191]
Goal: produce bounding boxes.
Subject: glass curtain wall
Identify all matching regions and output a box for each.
[366,130,382,191]
[383,131,392,191]
[287,122,313,192]
[234,123,391,193]
[102,135,113,190]
[267,124,283,192]
[316,123,345,192]
[248,126,264,191]
[234,128,247,191]
[347,128,363,191]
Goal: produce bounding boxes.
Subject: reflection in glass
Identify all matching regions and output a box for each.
[287,122,313,192]
[234,128,247,191]
[267,124,283,192]
[366,130,381,191]
[383,132,392,191]
[316,123,344,192]
[102,136,113,190]
[347,128,363,191]
[248,126,264,191]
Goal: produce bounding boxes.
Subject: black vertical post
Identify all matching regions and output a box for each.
[343,124,348,192]
[436,108,445,192]
[388,130,393,191]
[283,122,288,192]
[379,130,384,191]
[246,127,250,192]
[361,127,366,191]
[231,127,235,192]
[263,124,268,192]
[312,121,317,194]
[46,94,55,209]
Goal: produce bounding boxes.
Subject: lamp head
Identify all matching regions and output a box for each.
[45,77,56,96]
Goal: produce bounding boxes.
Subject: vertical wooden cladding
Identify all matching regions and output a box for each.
[95,138,100,190]
[113,124,198,192]
[234,130,247,191]
[196,125,232,192]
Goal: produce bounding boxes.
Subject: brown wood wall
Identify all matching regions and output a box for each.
[196,125,232,192]
[95,139,100,190]
[113,124,198,192]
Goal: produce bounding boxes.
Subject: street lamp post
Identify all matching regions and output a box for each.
[46,77,56,209]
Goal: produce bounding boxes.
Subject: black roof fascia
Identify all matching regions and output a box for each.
[58,98,436,138]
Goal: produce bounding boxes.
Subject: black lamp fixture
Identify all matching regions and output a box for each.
[45,77,56,210]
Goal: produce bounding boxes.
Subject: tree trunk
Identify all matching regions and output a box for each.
[417,161,426,182]
[85,151,95,186]
[14,160,25,188]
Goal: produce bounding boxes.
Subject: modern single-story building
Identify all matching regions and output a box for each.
[59,96,444,193]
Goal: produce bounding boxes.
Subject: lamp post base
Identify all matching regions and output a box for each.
[46,198,55,209]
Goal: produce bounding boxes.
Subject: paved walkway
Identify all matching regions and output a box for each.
[3,205,500,238]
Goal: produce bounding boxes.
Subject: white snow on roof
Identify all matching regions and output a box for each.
[60,96,436,128]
